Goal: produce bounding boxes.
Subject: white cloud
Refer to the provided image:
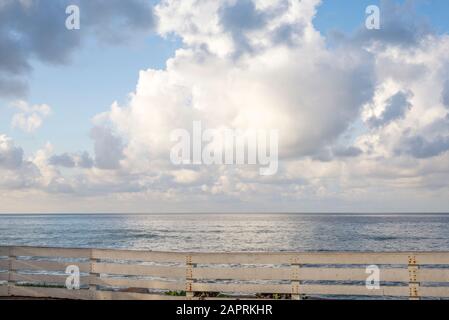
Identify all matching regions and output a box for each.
[11,100,51,133]
[0,134,43,190]
[49,152,94,169]
[172,169,203,185]
[90,126,125,170]
[0,134,24,169]
[100,0,374,168]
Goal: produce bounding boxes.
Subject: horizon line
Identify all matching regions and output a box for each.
[1,212,449,215]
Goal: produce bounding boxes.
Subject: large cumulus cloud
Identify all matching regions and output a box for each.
[87,0,449,210]
[101,0,374,166]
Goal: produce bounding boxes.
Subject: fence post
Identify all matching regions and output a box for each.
[408,255,420,300]
[186,255,195,299]
[89,249,99,300]
[291,257,301,300]
[7,247,16,297]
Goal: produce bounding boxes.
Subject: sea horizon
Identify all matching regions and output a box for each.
[2,213,449,252]
[2,212,449,216]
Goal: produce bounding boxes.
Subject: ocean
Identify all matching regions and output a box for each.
[1,213,448,252]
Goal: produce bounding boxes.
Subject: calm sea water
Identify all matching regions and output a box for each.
[0,214,448,252]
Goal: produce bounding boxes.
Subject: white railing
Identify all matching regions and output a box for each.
[1,246,449,300]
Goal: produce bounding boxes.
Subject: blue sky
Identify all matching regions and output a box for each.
[315,0,449,35]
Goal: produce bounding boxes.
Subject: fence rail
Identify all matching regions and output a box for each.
[1,246,449,300]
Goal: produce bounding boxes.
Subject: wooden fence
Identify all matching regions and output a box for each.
[1,246,449,300]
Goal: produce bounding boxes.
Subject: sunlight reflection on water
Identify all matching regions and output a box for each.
[0,214,448,252]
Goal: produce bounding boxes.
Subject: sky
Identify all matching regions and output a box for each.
[1,0,449,213]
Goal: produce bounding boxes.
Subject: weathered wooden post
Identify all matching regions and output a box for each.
[89,248,99,300]
[7,246,16,297]
[408,255,420,300]
[186,255,195,299]
[291,256,301,300]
